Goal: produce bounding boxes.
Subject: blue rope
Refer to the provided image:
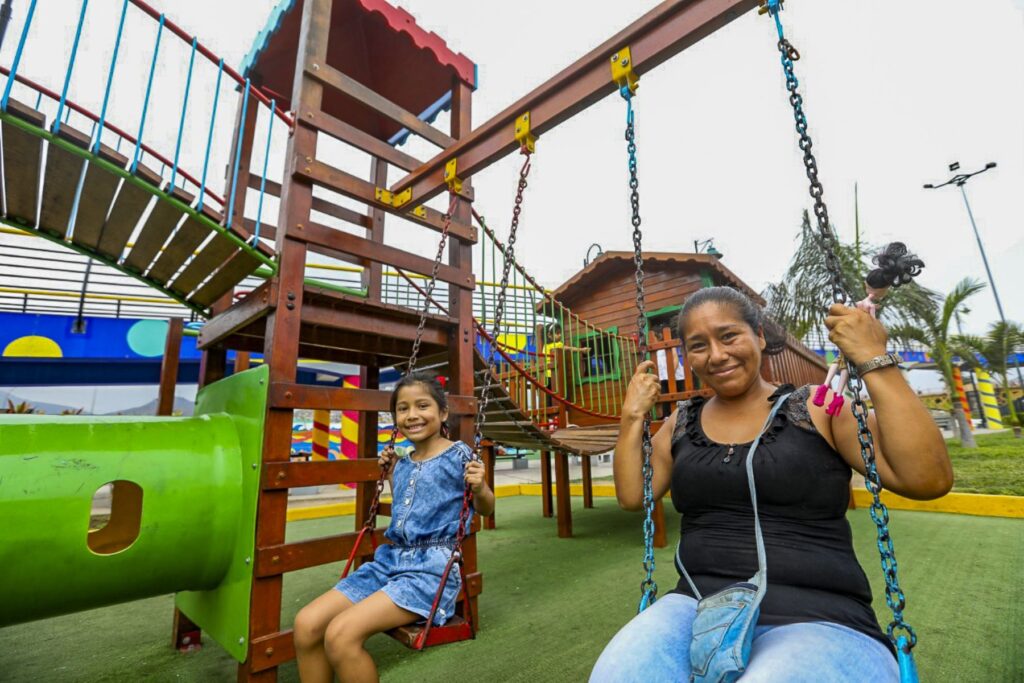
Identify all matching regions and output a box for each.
[197,59,224,211]
[1,0,39,112]
[93,0,129,154]
[253,99,276,244]
[132,14,165,174]
[53,0,90,135]
[169,38,198,192]
[225,79,252,228]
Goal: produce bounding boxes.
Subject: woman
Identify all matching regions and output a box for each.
[591,287,951,683]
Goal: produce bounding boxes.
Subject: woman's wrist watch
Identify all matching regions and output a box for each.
[855,352,902,376]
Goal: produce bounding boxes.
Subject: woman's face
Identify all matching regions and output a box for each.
[680,303,766,398]
[394,383,448,444]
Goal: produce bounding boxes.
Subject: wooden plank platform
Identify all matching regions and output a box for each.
[38,123,90,239]
[122,186,193,275]
[147,206,221,284]
[70,143,129,250]
[96,163,162,261]
[197,282,456,364]
[1,100,46,227]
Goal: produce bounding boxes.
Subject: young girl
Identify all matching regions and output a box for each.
[293,372,495,683]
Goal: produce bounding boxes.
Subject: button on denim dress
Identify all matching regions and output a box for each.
[335,441,474,624]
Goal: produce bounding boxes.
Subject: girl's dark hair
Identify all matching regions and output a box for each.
[864,242,924,289]
[676,286,787,356]
[389,371,450,438]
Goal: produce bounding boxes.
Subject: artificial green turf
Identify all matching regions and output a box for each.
[948,432,1024,496]
[2,496,1021,682]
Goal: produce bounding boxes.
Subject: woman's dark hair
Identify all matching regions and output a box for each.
[865,242,924,289]
[676,286,787,356]
[389,371,450,438]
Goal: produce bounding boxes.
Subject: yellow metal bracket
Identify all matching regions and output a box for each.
[376,186,413,210]
[411,205,426,219]
[757,0,783,16]
[392,187,413,209]
[610,46,638,95]
[444,158,463,194]
[514,111,536,153]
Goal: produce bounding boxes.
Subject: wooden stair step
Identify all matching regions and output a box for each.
[95,163,162,261]
[169,230,239,298]
[123,186,194,274]
[38,123,90,238]
[188,246,262,307]
[1,100,46,227]
[70,142,129,250]
[147,206,221,284]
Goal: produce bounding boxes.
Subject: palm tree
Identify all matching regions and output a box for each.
[888,278,986,448]
[763,211,939,340]
[952,321,1024,438]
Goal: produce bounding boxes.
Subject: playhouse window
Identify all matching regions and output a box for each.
[575,327,621,384]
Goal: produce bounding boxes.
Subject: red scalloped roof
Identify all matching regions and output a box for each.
[245,0,475,142]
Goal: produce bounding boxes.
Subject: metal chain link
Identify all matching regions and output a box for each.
[623,89,657,613]
[474,153,533,454]
[766,1,916,651]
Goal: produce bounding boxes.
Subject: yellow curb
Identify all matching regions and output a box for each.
[851,489,1024,519]
[286,488,1023,522]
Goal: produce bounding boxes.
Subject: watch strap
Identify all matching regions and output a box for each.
[855,352,901,376]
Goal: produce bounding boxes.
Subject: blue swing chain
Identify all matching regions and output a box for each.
[622,86,657,613]
[763,1,918,675]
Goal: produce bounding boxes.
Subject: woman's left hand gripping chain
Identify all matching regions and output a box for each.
[464,459,487,493]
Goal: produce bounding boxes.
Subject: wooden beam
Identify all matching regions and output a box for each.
[269,382,477,414]
[295,220,474,290]
[197,280,274,349]
[255,529,386,577]
[298,107,424,172]
[305,61,455,149]
[292,158,476,243]
[262,459,382,489]
[390,0,759,205]
[301,304,450,347]
[246,174,371,229]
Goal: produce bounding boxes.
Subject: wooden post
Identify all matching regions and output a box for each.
[482,442,496,529]
[553,450,572,538]
[363,156,386,301]
[157,318,183,416]
[540,450,553,518]
[355,366,380,530]
[653,498,667,548]
[234,351,251,373]
[581,456,594,509]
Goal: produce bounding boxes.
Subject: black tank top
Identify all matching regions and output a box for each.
[670,384,893,654]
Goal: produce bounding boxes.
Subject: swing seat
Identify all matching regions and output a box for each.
[388,615,474,649]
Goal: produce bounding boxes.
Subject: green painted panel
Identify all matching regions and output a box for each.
[176,365,268,662]
[0,413,243,626]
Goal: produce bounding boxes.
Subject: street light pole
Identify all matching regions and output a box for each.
[924,161,1024,393]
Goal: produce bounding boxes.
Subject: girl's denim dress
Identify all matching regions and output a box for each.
[335,441,474,624]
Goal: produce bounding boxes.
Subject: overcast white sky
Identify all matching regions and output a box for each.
[3,0,1022,403]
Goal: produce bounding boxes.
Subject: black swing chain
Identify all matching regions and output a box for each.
[773,29,916,650]
[474,153,533,453]
[624,92,658,611]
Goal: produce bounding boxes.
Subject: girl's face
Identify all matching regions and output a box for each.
[681,303,766,398]
[394,383,449,444]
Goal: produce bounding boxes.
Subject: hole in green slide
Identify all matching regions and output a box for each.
[88,481,143,555]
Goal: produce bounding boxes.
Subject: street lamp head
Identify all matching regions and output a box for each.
[923,183,934,189]
[985,162,997,169]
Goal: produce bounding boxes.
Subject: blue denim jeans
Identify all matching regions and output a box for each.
[590,593,898,683]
